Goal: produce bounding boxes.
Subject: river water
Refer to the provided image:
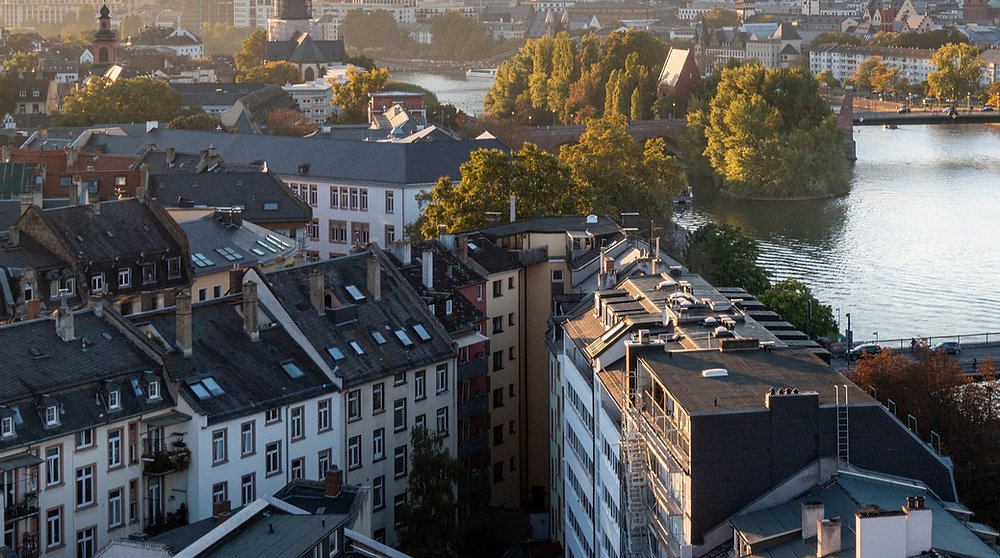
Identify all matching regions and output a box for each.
[395,72,1000,341]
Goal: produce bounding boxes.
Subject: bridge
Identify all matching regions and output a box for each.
[852,111,1000,126]
[519,119,687,152]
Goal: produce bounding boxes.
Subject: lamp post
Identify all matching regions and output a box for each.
[874,331,879,344]
[845,312,852,369]
[672,101,676,121]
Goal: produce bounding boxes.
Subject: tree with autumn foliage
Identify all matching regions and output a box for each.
[266,108,317,136]
[329,65,389,123]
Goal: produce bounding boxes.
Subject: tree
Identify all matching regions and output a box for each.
[234,29,267,78]
[4,51,41,73]
[759,279,837,339]
[266,108,317,136]
[848,56,885,92]
[396,427,464,557]
[239,61,302,84]
[811,31,864,46]
[168,109,223,130]
[868,31,900,47]
[987,81,1000,106]
[892,28,967,49]
[201,23,254,56]
[702,8,739,28]
[427,12,498,60]
[684,223,770,295]
[927,43,985,102]
[119,14,143,38]
[417,143,587,237]
[55,76,182,126]
[329,65,389,123]
[340,9,411,54]
[558,114,687,225]
[814,69,838,89]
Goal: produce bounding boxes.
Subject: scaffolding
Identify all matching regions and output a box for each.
[622,395,652,558]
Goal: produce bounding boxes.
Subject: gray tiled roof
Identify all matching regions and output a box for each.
[266,34,345,64]
[263,248,455,388]
[393,240,487,335]
[170,82,270,108]
[464,233,520,274]
[77,128,509,185]
[150,171,312,225]
[181,215,299,276]
[139,298,335,424]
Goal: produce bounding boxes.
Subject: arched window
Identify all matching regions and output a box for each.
[98,47,109,63]
[304,66,315,81]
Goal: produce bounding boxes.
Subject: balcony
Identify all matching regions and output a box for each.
[458,431,488,459]
[457,356,488,382]
[458,393,488,420]
[142,443,191,476]
[4,492,38,523]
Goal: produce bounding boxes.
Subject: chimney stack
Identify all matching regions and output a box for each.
[137,163,151,203]
[1,145,9,162]
[66,146,78,168]
[817,519,841,557]
[324,466,343,497]
[802,502,824,539]
[509,193,516,222]
[457,234,468,261]
[176,290,193,357]
[367,254,381,301]
[242,280,259,341]
[165,147,176,166]
[19,194,33,216]
[55,290,75,341]
[422,250,433,290]
[212,499,231,524]
[89,294,104,318]
[309,268,325,314]
[391,239,411,266]
[904,496,932,557]
[68,178,79,207]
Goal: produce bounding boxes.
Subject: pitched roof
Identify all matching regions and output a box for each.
[170,82,270,108]
[265,33,345,64]
[658,48,695,88]
[463,233,520,274]
[180,214,299,275]
[392,240,487,334]
[150,170,312,225]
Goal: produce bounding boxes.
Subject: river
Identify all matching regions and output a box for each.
[395,72,1000,341]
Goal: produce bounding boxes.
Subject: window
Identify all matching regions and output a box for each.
[445,299,453,315]
[46,405,59,426]
[493,351,504,371]
[241,474,255,506]
[360,188,368,211]
[212,482,228,503]
[493,280,502,298]
[142,263,156,284]
[46,507,62,548]
[393,399,406,432]
[91,273,104,293]
[348,390,361,421]
[340,187,349,208]
[349,188,359,210]
[108,488,123,528]
[508,312,515,326]
[493,424,504,446]
[76,526,95,558]
[414,414,426,430]
[213,285,222,298]
[436,407,449,436]
[385,191,394,213]
[167,257,181,280]
[308,219,319,241]
[394,445,408,479]
[373,428,385,461]
[240,422,255,456]
[394,492,407,527]
[317,399,331,432]
[509,383,515,398]
[76,429,93,449]
[493,388,504,409]
[348,436,361,469]
[394,371,406,386]
[107,390,120,410]
[46,446,61,486]
[493,316,503,334]
[1,416,12,438]
[129,479,137,523]
[508,277,515,289]
[509,419,516,434]
[147,380,160,400]
[373,476,385,511]
[351,222,370,245]
[198,288,208,301]
[493,462,504,483]
[265,442,281,476]
[290,457,304,480]
[265,408,281,424]
[436,363,448,394]
[318,449,331,479]
[115,175,126,188]
[76,465,94,508]
[290,407,304,441]
[385,225,395,244]
[107,430,122,469]
[309,185,318,207]
[415,371,425,400]
[477,284,483,301]
[212,429,227,464]
[509,346,516,361]
[372,383,384,414]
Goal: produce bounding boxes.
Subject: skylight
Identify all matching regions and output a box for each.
[215,246,243,261]
[413,324,432,342]
[345,285,365,302]
[256,240,277,253]
[350,341,364,355]
[266,234,291,249]
[395,329,414,347]
[191,253,214,267]
[251,248,266,256]
[190,383,210,400]
[282,362,305,378]
[327,347,345,360]
[372,331,387,344]
[201,377,225,396]
[263,202,279,211]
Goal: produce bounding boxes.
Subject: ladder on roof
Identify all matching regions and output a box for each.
[836,384,850,469]
[622,400,652,558]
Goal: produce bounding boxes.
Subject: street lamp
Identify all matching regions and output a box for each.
[672,101,676,121]
[874,331,879,344]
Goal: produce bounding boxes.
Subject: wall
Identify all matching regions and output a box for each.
[484,267,522,509]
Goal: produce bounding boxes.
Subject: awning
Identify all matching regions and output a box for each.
[453,331,488,349]
[0,452,43,472]
[142,410,192,429]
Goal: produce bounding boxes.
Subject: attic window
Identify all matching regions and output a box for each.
[215,246,243,261]
[189,377,225,400]
[1,416,13,438]
[371,331,387,344]
[413,324,432,342]
[350,341,364,355]
[282,361,305,379]
[45,405,59,426]
[263,202,279,211]
[345,285,365,302]
[266,235,291,249]
[191,252,214,267]
[59,176,72,188]
[108,389,120,410]
[147,380,160,400]
[327,347,345,360]
[395,329,414,347]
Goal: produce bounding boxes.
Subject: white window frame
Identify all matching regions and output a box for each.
[118,268,131,287]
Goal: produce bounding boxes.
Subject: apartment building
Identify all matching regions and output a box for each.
[247,247,457,545]
[808,44,936,83]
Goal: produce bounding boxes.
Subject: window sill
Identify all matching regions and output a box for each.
[212,459,229,467]
[265,470,282,478]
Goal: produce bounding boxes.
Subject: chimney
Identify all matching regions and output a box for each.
[242,280,259,341]
[652,237,660,274]
[26,299,41,319]
[367,254,381,301]
[20,194,33,216]
[309,268,325,314]
[207,144,218,158]
[324,466,343,497]
[802,502,824,539]
[904,496,932,556]
[68,178,79,207]
[457,234,468,261]
[165,147,176,166]
[89,294,104,318]
[137,163,150,203]
[0,145,9,162]
[509,193,516,222]
[176,290,193,357]
[55,291,75,341]
[817,519,841,557]
[66,146,78,168]
[422,250,433,290]
[856,507,905,558]
[212,499,231,524]
[391,239,411,266]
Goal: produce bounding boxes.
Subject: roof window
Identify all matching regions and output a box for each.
[215,246,243,261]
[191,252,214,267]
[350,341,364,355]
[395,329,414,347]
[345,285,365,302]
[413,324,431,342]
[327,346,345,360]
[189,377,225,400]
[371,330,387,344]
[263,202,279,211]
[281,361,305,378]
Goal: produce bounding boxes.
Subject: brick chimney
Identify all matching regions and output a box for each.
[457,234,468,261]
[309,268,325,314]
[212,499,231,524]
[242,280,259,341]
[175,290,193,357]
[367,254,381,301]
[324,466,343,497]
[55,291,74,341]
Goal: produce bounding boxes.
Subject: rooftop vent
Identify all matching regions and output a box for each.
[702,368,728,378]
[586,214,598,224]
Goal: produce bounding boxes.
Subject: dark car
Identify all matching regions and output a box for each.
[849,343,882,360]
[981,106,995,112]
[931,341,961,355]
[897,107,911,114]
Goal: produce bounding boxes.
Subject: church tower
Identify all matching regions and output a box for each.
[92,4,118,75]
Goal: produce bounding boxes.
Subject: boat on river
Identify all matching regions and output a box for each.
[466,68,497,79]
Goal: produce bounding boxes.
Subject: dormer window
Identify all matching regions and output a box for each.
[45,406,59,426]
[1,416,13,438]
[118,268,131,288]
[142,263,156,284]
[91,273,105,293]
[147,380,160,400]
[108,389,120,410]
[445,299,453,315]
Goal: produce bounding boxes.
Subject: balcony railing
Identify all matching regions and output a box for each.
[458,431,488,458]
[142,443,191,476]
[458,393,488,420]
[4,492,38,523]
[457,356,489,382]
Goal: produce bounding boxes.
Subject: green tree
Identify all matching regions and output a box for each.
[234,29,267,78]
[119,14,143,38]
[848,56,885,92]
[892,28,967,49]
[395,427,465,557]
[559,114,686,225]
[167,109,223,130]
[417,143,587,237]
[329,65,389,123]
[811,31,864,46]
[868,31,900,46]
[759,279,837,339]
[55,76,182,126]
[201,23,254,56]
[702,8,739,28]
[340,9,411,54]
[239,61,302,84]
[927,42,984,102]
[4,51,41,73]
[427,12,499,60]
[869,61,900,94]
[684,223,770,295]
[815,69,838,89]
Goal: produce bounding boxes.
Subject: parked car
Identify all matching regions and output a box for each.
[897,107,911,113]
[931,341,961,355]
[981,106,995,112]
[849,343,882,360]
[943,107,959,116]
